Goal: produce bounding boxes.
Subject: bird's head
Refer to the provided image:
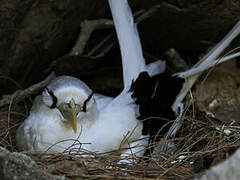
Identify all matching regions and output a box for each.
[42,76,97,133]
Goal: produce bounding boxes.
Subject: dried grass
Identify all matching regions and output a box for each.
[0,89,240,179]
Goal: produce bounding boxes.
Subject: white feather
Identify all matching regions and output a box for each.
[108,0,147,89]
[16,91,145,154]
[17,0,166,161]
[172,20,240,112]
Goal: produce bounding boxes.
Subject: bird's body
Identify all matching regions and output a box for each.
[16,0,163,159]
[17,76,146,156]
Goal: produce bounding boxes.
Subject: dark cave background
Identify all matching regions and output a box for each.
[0,0,239,97]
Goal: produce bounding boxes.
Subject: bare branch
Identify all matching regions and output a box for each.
[0,72,56,108]
[85,5,164,59]
[69,19,114,56]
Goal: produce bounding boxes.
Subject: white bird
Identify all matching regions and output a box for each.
[16,0,165,160]
[16,75,146,156]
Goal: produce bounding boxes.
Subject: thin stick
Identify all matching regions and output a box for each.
[0,72,55,108]
[69,19,114,56]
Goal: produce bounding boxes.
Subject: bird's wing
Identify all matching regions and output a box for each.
[16,96,43,151]
[16,122,30,151]
[108,0,146,90]
[146,60,166,77]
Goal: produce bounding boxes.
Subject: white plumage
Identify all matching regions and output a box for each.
[16,0,164,159]
[16,76,146,155]
[108,0,146,88]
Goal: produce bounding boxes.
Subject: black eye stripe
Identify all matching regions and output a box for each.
[82,92,94,112]
[46,88,57,109]
[45,89,93,111]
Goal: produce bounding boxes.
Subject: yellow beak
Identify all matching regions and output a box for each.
[69,99,77,133]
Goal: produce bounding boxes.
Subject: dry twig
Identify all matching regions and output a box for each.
[69,19,114,56]
[0,72,55,108]
[84,5,164,59]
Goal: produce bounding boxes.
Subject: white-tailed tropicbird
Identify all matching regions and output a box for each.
[16,0,166,160]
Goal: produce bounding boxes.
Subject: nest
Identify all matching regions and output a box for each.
[1,89,240,180]
[1,60,240,179]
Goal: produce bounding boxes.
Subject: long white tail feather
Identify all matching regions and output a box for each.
[176,20,240,78]
[193,20,240,69]
[172,20,240,111]
[108,0,147,89]
[175,52,240,78]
